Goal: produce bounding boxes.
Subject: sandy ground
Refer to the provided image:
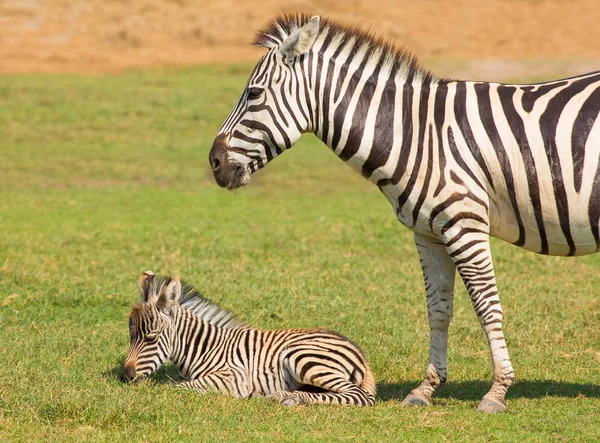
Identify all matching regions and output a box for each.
[1,0,600,78]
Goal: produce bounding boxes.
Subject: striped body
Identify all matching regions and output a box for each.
[122,273,375,406]
[373,75,600,257]
[208,15,600,412]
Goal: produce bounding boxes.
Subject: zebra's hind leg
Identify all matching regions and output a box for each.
[268,379,375,406]
[447,231,514,413]
[403,234,456,407]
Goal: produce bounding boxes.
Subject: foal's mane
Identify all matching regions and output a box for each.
[179,279,249,330]
[149,275,249,330]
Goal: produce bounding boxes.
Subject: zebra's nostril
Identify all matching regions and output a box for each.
[120,372,132,382]
[121,362,137,382]
[212,158,221,172]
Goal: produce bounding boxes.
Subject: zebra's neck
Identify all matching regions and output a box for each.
[305,39,440,186]
[168,307,231,373]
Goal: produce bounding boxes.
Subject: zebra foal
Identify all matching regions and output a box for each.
[121,271,376,406]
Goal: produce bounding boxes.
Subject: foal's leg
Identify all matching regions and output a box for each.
[176,369,247,397]
[403,233,456,406]
[268,366,375,406]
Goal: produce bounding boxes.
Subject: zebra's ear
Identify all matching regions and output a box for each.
[157,276,182,315]
[279,15,320,62]
[139,271,156,303]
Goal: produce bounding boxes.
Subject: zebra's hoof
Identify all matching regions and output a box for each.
[265,392,303,406]
[281,398,299,407]
[402,392,431,407]
[476,397,507,413]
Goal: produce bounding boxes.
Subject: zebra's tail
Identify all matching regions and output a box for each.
[360,361,377,398]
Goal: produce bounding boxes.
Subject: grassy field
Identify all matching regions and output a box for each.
[1,65,599,441]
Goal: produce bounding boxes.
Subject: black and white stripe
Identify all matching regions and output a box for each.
[209,14,600,412]
[121,272,376,406]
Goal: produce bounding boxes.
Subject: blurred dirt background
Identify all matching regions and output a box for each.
[2,0,600,79]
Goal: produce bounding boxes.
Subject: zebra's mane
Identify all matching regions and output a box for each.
[149,275,249,330]
[253,13,437,83]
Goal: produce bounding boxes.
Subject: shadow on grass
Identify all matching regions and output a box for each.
[103,360,181,385]
[377,380,600,401]
[104,359,598,400]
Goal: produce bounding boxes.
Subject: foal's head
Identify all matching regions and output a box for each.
[120,271,182,382]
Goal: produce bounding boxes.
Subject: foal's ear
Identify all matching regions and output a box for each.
[280,15,320,62]
[138,271,156,303]
[157,277,182,315]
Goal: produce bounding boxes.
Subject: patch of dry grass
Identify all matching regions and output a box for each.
[2,1,600,73]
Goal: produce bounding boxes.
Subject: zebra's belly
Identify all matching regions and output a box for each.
[486,106,600,256]
[489,192,600,256]
[381,181,599,257]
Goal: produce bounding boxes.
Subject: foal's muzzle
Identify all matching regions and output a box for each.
[209,134,250,189]
[120,361,137,382]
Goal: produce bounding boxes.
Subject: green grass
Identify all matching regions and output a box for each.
[1,64,599,442]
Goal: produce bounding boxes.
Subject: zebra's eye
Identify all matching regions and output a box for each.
[144,333,158,342]
[247,87,263,101]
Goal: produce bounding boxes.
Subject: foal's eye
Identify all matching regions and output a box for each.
[144,333,158,342]
[247,87,263,101]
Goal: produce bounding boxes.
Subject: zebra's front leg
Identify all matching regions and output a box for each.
[448,231,514,413]
[403,233,456,407]
[176,369,246,397]
[176,379,210,393]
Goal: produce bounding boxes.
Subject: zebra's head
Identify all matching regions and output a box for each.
[209,14,321,189]
[121,271,182,382]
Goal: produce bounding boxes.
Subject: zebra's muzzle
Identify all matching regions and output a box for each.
[120,361,138,382]
[226,165,251,190]
[209,134,251,190]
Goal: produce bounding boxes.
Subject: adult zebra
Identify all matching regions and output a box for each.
[208,14,600,413]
